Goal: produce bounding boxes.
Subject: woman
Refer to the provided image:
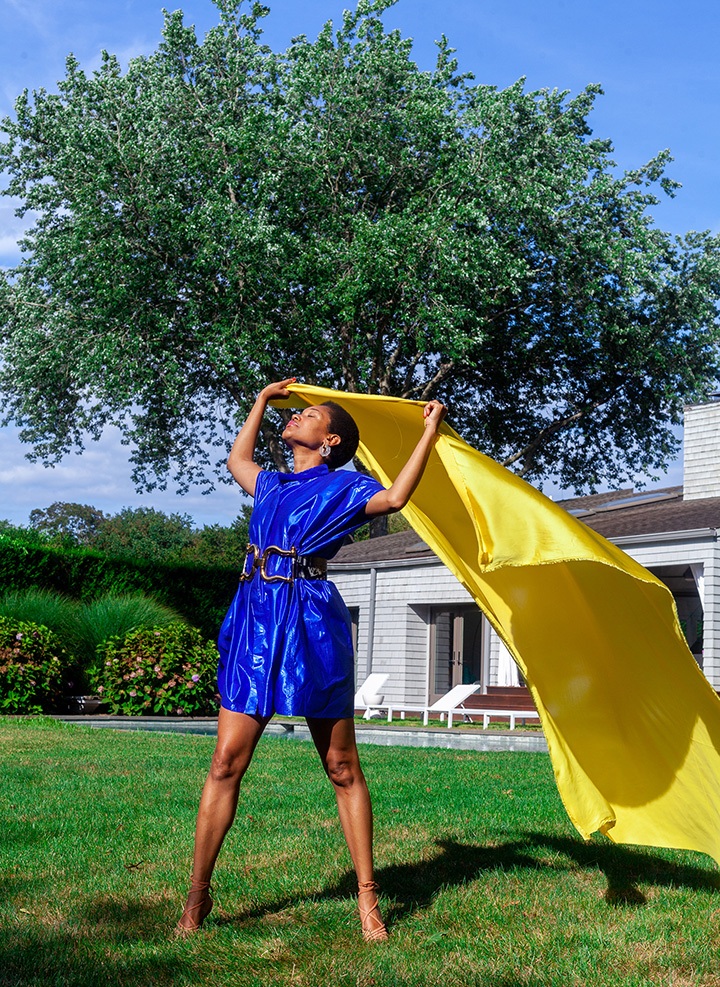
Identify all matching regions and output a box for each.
[176,378,446,942]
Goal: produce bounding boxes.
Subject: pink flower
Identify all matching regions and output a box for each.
[191,674,200,682]
[97,686,104,693]
[129,690,137,697]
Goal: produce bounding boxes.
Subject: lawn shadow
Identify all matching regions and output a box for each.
[518,831,720,906]
[209,838,551,929]
[83,893,173,938]
[0,888,209,987]
[204,832,719,934]
[0,919,187,987]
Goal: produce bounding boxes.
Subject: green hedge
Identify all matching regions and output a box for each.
[0,537,238,640]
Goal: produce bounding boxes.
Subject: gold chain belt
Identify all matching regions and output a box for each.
[239,544,328,584]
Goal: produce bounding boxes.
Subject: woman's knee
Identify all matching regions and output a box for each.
[209,744,251,784]
[324,750,363,789]
[209,710,267,784]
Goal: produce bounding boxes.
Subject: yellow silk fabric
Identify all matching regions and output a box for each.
[277,384,720,864]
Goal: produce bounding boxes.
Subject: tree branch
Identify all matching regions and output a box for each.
[418,359,456,401]
[502,401,603,475]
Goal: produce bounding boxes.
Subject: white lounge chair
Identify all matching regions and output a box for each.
[423,683,483,728]
[354,673,389,718]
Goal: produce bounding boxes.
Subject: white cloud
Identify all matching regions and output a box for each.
[0,423,247,527]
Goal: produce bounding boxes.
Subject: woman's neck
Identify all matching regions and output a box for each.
[291,449,324,473]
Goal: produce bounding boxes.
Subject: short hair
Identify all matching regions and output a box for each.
[321,401,360,469]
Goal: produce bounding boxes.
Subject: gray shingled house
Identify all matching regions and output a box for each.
[330,401,720,710]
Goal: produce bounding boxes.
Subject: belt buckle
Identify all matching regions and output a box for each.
[239,543,260,582]
[260,545,297,583]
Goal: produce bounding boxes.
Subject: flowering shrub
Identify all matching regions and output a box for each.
[0,617,66,714]
[93,623,219,716]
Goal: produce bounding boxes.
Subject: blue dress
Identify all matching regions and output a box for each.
[217,464,384,718]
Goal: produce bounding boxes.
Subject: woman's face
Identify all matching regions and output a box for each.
[281,405,336,452]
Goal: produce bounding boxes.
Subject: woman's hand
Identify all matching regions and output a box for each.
[422,399,447,433]
[260,378,297,403]
[227,378,297,496]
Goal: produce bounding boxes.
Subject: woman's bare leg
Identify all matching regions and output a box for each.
[306,716,387,939]
[176,707,269,931]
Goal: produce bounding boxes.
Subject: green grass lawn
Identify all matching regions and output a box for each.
[2,717,719,987]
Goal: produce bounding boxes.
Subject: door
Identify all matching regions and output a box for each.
[429,606,484,702]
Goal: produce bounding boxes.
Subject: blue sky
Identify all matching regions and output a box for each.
[1,0,718,525]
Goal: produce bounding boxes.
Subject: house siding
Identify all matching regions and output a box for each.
[331,527,720,705]
[684,402,720,500]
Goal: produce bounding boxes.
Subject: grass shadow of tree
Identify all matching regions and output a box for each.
[214,832,719,933]
[1,895,189,987]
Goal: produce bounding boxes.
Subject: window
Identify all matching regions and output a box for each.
[347,606,360,659]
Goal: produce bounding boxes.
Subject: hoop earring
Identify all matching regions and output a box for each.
[319,442,331,459]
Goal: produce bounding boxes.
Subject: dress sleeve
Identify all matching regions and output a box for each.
[300,472,385,558]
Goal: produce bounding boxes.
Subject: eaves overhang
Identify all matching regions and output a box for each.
[328,555,440,573]
[609,528,718,547]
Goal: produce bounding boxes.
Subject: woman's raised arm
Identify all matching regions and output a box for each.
[227,378,296,496]
[364,400,446,518]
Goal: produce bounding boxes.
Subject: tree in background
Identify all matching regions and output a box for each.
[1,0,719,494]
[91,505,251,565]
[178,508,252,567]
[90,507,196,561]
[19,501,251,566]
[28,502,107,546]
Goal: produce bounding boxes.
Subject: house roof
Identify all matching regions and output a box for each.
[334,528,436,565]
[332,485,720,565]
[560,486,720,538]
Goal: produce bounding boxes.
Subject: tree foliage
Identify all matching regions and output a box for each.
[1,0,719,492]
[91,505,251,566]
[21,500,250,566]
[29,502,107,545]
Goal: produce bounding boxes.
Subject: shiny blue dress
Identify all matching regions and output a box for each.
[217,464,384,718]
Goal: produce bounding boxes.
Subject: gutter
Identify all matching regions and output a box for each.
[610,528,718,546]
[329,555,440,573]
[329,528,719,574]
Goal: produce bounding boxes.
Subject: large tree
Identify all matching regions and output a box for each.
[1,0,719,493]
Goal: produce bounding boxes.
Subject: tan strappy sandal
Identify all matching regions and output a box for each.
[174,877,213,936]
[358,880,389,943]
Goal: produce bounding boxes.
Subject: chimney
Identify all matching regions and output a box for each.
[683,399,720,500]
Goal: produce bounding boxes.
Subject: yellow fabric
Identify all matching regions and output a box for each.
[277,383,720,864]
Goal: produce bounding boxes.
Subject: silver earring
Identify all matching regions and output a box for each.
[319,442,331,459]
